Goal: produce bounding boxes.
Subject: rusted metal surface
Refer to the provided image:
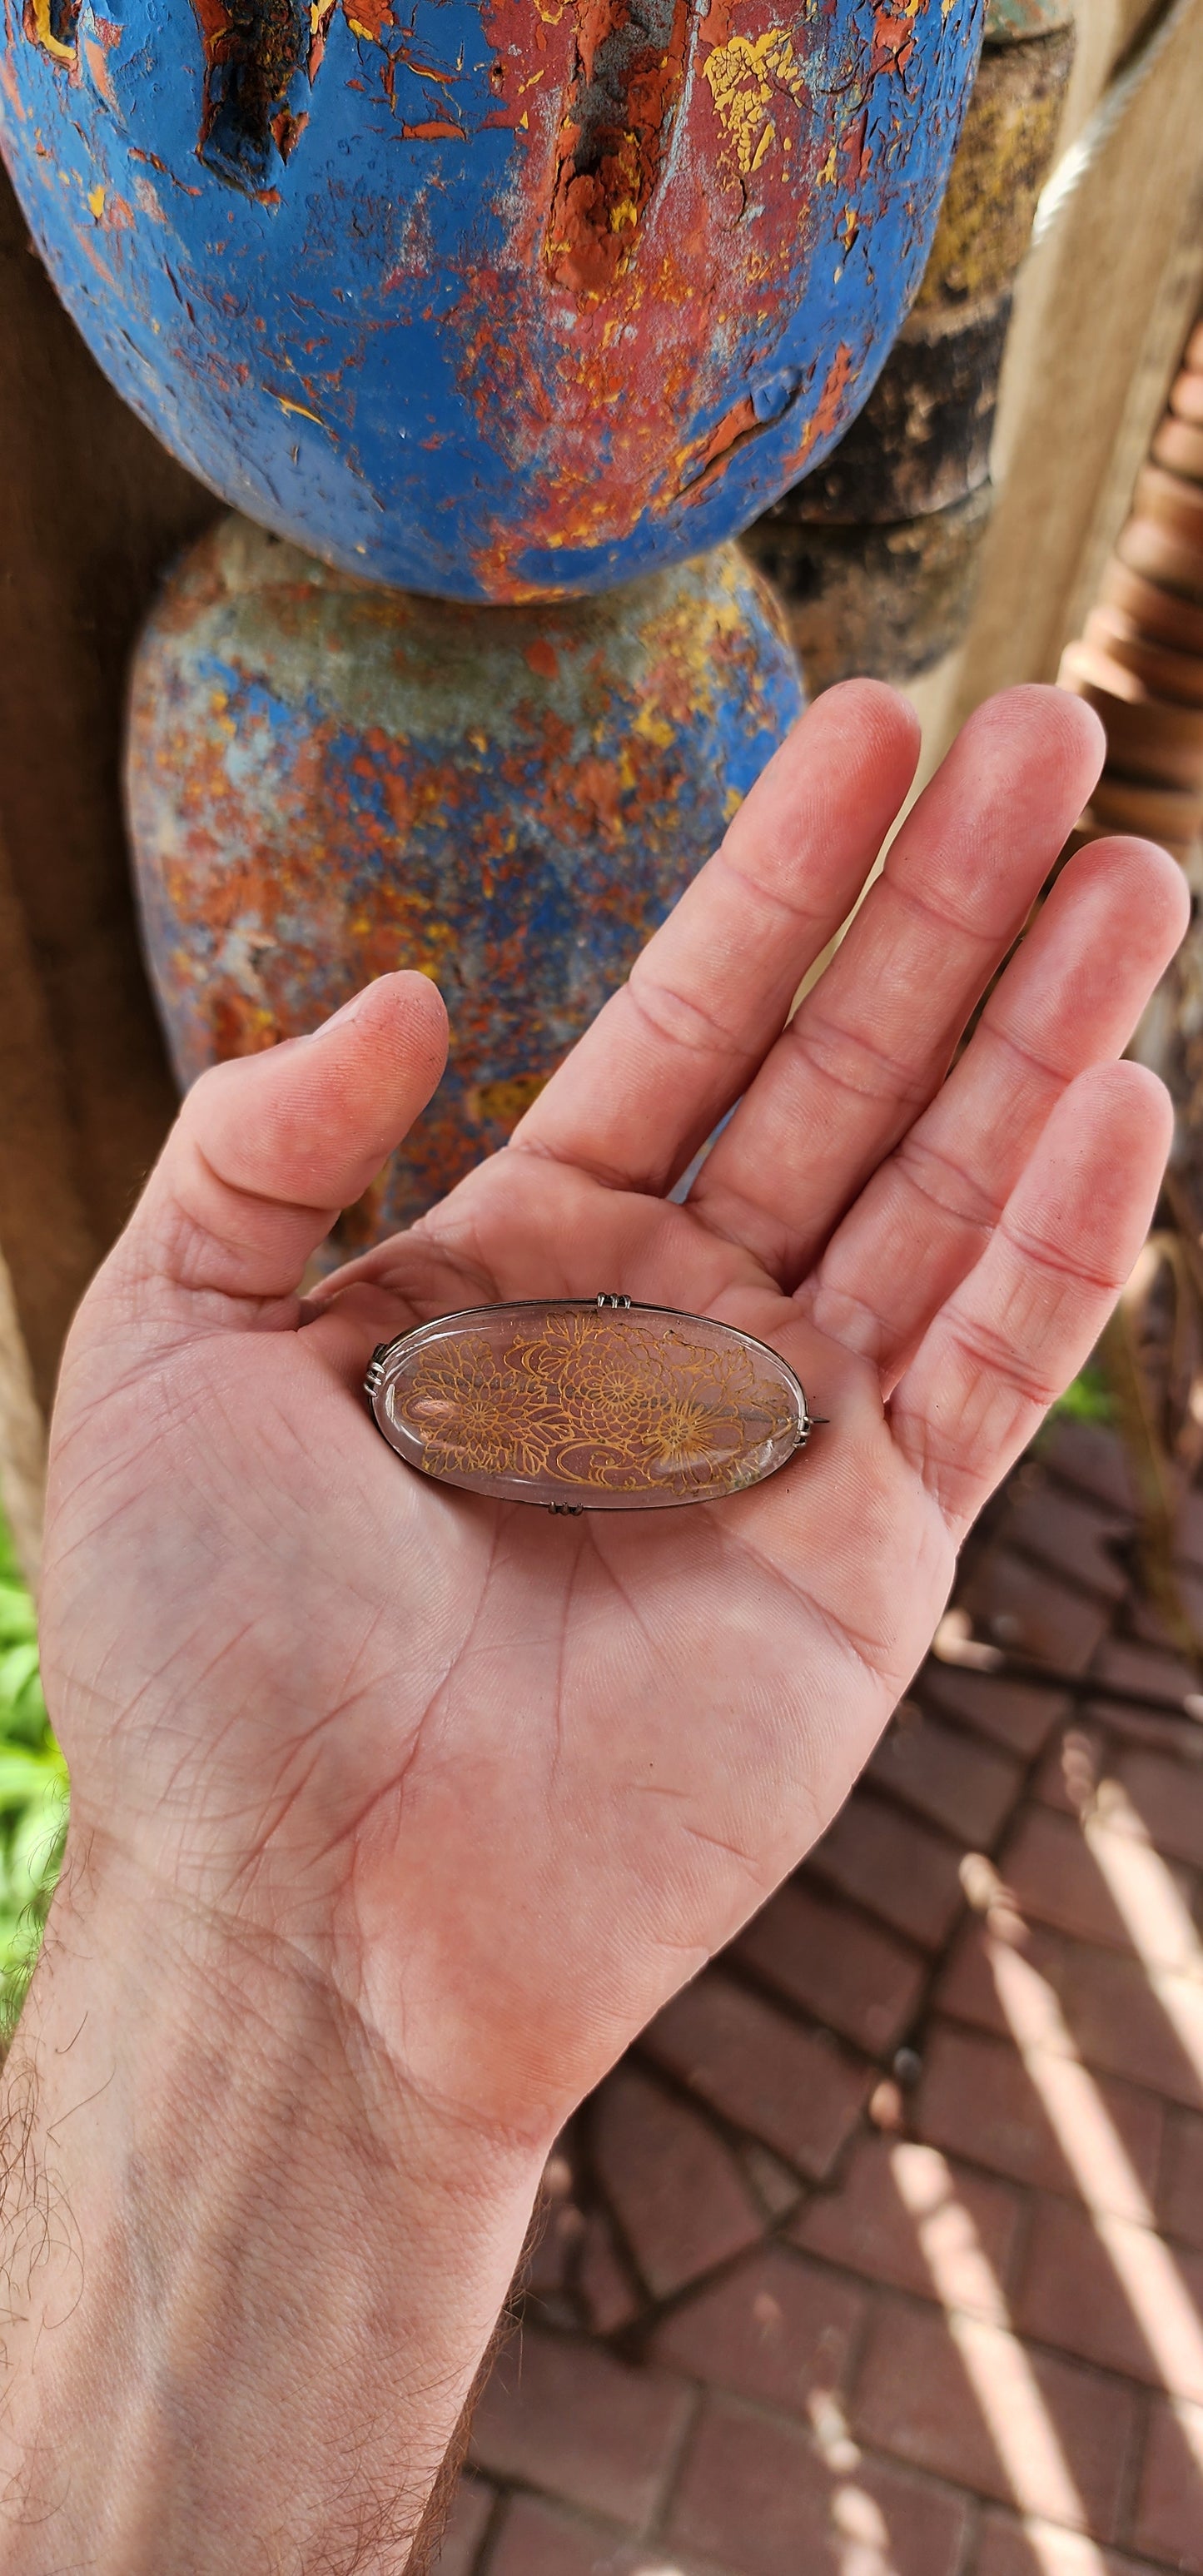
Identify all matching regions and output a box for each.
[746,482,994,685]
[745,12,1073,681]
[982,0,1072,35]
[0,0,982,601]
[125,515,803,1240]
[779,22,1074,526]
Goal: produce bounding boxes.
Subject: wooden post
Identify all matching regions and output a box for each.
[936,0,1203,740]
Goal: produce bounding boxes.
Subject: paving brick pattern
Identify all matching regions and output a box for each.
[450,1425,1203,2575]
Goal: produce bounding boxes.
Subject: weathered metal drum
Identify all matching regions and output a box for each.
[125,515,803,1239]
[0,0,982,600]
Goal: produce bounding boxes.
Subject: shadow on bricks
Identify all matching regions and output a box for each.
[458,1420,1203,2576]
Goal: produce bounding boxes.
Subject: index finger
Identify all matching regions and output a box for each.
[508,680,920,1195]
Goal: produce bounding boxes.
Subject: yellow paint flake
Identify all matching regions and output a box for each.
[703,27,805,179]
[633,704,674,750]
[275,395,324,425]
[467,1072,549,1130]
[87,183,105,217]
[608,187,641,234]
[31,0,75,62]
[345,15,379,41]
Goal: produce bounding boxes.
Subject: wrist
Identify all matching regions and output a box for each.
[0,1840,548,2574]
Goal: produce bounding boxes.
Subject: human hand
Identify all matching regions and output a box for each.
[40,680,1185,2156]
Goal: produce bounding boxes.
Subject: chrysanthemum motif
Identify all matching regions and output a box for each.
[392,1310,796,1499]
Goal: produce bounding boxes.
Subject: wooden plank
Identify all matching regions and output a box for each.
[0,164,215,1453]
[0,820,97,1416]
[940,0,1203,730]
[0,1246,46,1591]
[0,166,214,1263]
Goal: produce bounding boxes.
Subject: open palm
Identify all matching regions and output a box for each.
[41,681,1184,2146]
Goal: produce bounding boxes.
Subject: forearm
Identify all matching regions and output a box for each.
[0,1849,547,2575]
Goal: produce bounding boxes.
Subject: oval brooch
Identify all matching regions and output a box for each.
[365,1296,817,1512]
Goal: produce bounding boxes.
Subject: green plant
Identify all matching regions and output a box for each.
[1051,1360,1114,1426]
[0,1512,67,2041]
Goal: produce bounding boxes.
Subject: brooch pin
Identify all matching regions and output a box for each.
[365,1295,818,1512]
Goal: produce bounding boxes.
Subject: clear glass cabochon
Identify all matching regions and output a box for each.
[365,1301,811,1510]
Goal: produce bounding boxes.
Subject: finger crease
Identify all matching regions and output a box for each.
[1000,1221,1126,1295]
[787,1009,936,1112]
[882,863,1017,951]
[940,1317,1062,1410]
[505,1127,649,1192]
[191,1137,338,1225]
[624,963,758,1063]
[713,838,841,935]
[798,1273,890,1359]
[892,1136,1002,1231]
[976,1012,1073,1092]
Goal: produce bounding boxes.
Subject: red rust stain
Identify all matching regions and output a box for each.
[76,225,118,286]
[211,990,279,1057]
[684,393,758,483]
[343,0,394,37]
[82,14,121,102]
[399,115,465,139]
[781,337,856,475]
[544,0,691,298]
[465,0,882,590]
[184,0,426,182]
[523,636,560,680]
[186,0,308,181]
[840,105,869,187]
[870,8,916,77]
[308,0,337,80]
[270,103,307,156]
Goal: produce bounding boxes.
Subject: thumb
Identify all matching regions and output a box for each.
[100,973,448,1328]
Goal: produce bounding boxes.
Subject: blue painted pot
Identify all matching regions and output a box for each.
[125,515,803,1238]
[1,0,982,601]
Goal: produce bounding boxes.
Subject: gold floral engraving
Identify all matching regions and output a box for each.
[387,1308,800,1499]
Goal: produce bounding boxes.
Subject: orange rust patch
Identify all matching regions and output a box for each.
[544,0,690,298]
[344,0,394,38]
[400,115,465,138]
[871,8,917,77]
[686,394,758,484]
[523,636,560,680]
[783,339,857,477]
[271,104,307,157]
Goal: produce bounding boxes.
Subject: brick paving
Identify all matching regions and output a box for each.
[448,1417,1203,2575]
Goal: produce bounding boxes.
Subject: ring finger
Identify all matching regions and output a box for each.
[688,686,1106,1284]
[798,833,1187,1384]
